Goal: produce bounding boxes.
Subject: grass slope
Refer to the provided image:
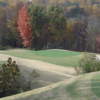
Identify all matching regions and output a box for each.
[1,72,100,100]
[0,49,82,67]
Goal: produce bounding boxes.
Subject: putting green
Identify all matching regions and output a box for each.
[33,50,81,57]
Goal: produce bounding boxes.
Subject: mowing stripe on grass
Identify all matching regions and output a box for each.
[91,73,100,97]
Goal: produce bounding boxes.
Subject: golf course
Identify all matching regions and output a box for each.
[0,0,100,99]
[0,49,100,100]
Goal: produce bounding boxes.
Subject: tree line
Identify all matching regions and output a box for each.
[0,0,100,52]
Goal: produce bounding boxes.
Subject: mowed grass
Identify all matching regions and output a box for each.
[2,72,100,100]
[33,50,81,57]
[0,49,82,67]
[91,73,100,97]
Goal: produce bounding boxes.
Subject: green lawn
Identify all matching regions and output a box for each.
[33,50,81,57]
[0,49,82,67]
[91,73,100,97]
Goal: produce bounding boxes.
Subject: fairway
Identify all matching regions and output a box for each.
[33,50,81,57]
[0,50,100,100]
[1,72,100,100]
[0,49,82,67]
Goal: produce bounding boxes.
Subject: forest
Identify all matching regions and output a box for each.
[0,0,100,52]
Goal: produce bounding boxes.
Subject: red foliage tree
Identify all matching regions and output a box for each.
[18,6,32,47]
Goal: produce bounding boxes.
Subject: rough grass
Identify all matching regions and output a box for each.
[0,61,5,66]
[1,72,100,100]
[0,61,4,64]
[0,49,82,67]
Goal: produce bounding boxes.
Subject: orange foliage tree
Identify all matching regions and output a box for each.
[18,6,32,47]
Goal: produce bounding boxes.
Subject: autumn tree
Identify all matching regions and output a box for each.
[74,16,87,51]
[65,18,77,49]
[18,5,32,47]
[65,16,87,51]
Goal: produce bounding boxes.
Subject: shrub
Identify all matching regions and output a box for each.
[0,58,21,97]
[0,58,40,98]
[75,53,100,74]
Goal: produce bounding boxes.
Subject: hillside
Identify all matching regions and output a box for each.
[1,71,100,100]
[0,0,99,99]
[0,49,82,67]
[0,51,76,90]
[0,49,100,100]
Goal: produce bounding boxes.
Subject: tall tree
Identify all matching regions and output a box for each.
[0,8,5,47]
[18,5,32,47]
[66,16,87,51]
[0,7,7,47]
[47,5,66,48]
[28,5,48,49]
[86,16,100,52]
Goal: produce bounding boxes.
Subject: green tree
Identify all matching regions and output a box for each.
[47,5,66,48]
[28,5,48,49]
[6,1,23,47]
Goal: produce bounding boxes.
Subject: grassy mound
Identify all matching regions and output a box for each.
[0,49,82,67]
[33,50,81,57]
[1,72,100,100]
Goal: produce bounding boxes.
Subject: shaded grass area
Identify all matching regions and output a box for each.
[91,73,100,97]
[32,72,100,100]
[65,79,80,98]
[2,72,100,100]
[0,49,82,67]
